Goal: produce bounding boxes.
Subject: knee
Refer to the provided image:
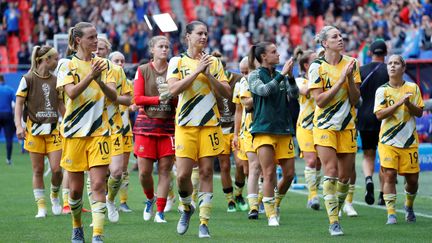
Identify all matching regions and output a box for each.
[200,168,213,181]
[51,169,63,179]
[220,162,230,174]
[33,168,44,178]
[383,170,397,184]
[263,169,275,180]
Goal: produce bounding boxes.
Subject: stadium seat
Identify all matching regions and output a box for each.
[158,0,172,14]
[0,46,10,73]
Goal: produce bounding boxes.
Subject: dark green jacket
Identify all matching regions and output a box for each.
[248,67,299,135]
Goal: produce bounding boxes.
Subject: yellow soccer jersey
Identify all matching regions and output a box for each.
[120,79,134,136]
[106,62,132,135]
[308,55,361,131]
[16,77,60,136]
[56,54,115,138]
[232,82,241,104]
[238,76,253,138]
[296,77,315,130]
[374,81,424,148]
[167,53,228,127]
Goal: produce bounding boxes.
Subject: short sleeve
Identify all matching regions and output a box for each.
[16,77,28,98]
[239,77,252,98]
[56,61,75,89]
[414,84,424,108]
[295,77,307,89]
[167,56,182,80]
[210,57,228,82]
[307,62,322,90]
[373,86,386,114]
[232,82,241,104]
[353,59,361,84]
[104,60,116,85]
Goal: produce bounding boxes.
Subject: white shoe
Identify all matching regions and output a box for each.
[143,198,155,221]
[51,198,62,215]
[343,203,358,217]
[35,208,47,218]
[106,199,119,223]
[164,196,175,212]
[268,216,279,226]
[154,212,167,223]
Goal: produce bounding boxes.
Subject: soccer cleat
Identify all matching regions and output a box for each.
[248,209,259,220]
[35,208,47,218]
[377,192,385,206]
[227,201,237,213]
[177,205,195,235]
[329,222,344,236]
[365,179,375,205]
[92,235,104,243]
[106,199,119,223]
[154,211,167,223]
[405,206,416,223]
[6,159,12,165]
[308,196,320,210]
[386,214,397,225]
[258,202,265,214]
[268,216,279,226]
[62,205,71,214]
[164,196,175,212]
[51,198,62,215]
[119,203,132,213]
[235,195,249,211]
[198,224,211,238]
[143,198,155,221]
[343,203,358,217]
[71,227,84,243]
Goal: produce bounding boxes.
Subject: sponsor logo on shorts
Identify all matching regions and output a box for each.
[176,145,184,151]
[138,145,144,152]
[65,158,72,164]
[28,141,34,146]
[320,135,329,140]
[384,157,392,162]
[102,156,109,160]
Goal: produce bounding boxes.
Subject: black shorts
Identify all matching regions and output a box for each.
[359,130,380,150]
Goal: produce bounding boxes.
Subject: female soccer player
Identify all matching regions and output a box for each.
[247,42,298,226]
[308,26,361,236]
[95,37,132,223]
[133,35,176,223]
[374,55,423,225]
[109,51,134,213]
[167,21,231,238]
[293,47,321,210]
[233,56,262,219]
[57,22,117,243]
[15,45,63,218]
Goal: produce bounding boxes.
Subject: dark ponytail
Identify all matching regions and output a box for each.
[248,42,272,70]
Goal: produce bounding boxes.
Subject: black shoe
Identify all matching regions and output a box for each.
[377,191,385,206]
[248,209,258,220]
[364,177,375,205]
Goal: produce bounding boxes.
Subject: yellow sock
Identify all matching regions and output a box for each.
[69,198,83,228]
[262,197,276,218]
[247,194,259,211]
[179,194,192,211]
[234,181,245,197]
[405,191,416,208]
[304,167,317,200]
[91,201,106,236]
[275,192,285,208]
[315,170,321,190]
[33,189,46,210]
[336,181,349,209]
[50,184,60,200]
[119,172,129,204]
[345,184,355,204]
[191,167,200,203]
[86,176,94,205]
[198,192,213,225]
[223,187,235,204]
[62,189,70,207]
[384,194,397,215]
[323,177,338,224]
[107,176,122,202]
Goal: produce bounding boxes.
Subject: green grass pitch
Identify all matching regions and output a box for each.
[1,143,431,242]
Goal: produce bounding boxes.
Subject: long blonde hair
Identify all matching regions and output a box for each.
[30,45,57,71]
[67,22,94,52]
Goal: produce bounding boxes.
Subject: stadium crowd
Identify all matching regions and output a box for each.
[1,0,432,70]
